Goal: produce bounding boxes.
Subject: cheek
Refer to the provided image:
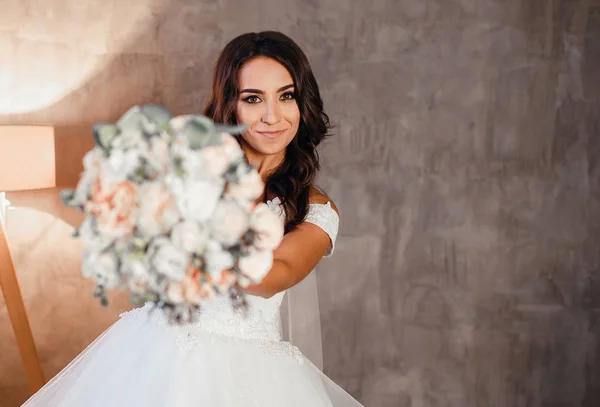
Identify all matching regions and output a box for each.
[284,104,301,128]
[235,103,260,126]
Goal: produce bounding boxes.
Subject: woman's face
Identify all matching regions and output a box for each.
[236,56,300,157]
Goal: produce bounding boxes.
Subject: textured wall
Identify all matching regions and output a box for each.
[1,0,600,406]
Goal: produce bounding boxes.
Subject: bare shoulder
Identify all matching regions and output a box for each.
[308,187,339,215]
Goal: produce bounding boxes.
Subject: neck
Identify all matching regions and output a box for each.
[241,141,285,182]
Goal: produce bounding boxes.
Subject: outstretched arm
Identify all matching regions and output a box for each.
[244,195,338,298]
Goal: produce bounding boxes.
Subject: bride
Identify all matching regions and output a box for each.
[22,31,363,406]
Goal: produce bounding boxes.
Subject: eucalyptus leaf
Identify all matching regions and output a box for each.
[188,115,216,134]
[140,104,172,132]
[60,189,78,207]
[116,105,144,131]
[182,118,221,149]
[92,123,119,150]
[214,123,247,135]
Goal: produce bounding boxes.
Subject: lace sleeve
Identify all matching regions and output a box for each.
[305,202,339,257]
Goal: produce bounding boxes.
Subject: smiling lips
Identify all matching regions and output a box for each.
[257,130,286,139]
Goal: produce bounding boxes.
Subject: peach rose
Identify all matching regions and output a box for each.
[171,265,218,305]
[137,182,181,236]
[85,175,138,238]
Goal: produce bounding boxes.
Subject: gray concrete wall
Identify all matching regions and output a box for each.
[1,1,599,406]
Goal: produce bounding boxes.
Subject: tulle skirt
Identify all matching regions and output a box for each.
[21,306,363,406]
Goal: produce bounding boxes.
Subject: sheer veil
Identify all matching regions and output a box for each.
[280,270,323,369]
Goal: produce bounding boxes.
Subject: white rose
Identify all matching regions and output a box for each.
[83,147,104,172]
[249,203,284,250]
[169,116,192,134]
[220,132,243,161]
[137,182,181,236]
[143,133,171,176]
[148,238,188,281]
[79,216,113,252]
[238,250,273,285]
[101,148,142,183]
[204,240,235,276]
[209,200,249,246]
[165,282,185,304]
[198,145,232,177]
[72,148,105,205]
[122,258,152,293]
[225,169,264,205]
[175,179,224,222]
[82,250,121,289]
[169,136,206,178]
[171,220,208,252]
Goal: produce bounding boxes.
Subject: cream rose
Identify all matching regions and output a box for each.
[249,203,284,251]
[137,182,181,236]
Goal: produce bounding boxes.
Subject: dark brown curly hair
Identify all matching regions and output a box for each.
[204,31,332,233]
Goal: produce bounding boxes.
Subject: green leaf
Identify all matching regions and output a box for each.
[92,123,119,150]
[116,105,143,131]
[59,189,79,207]
[214,123,247,135]
[181,116,221,149]
[140,104,172,131]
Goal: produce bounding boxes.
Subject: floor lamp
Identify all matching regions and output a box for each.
[0,125,56,394]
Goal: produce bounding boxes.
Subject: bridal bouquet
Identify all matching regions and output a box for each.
[61,105,284,323]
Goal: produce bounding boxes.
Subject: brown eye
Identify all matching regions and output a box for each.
[243,95,262,104]
[280,92,295,101]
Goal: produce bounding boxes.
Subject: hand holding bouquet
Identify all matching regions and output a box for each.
[61,105,284,323]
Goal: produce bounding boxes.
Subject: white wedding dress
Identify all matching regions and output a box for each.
[22,199,363,407]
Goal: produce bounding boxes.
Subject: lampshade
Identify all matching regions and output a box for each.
[0,126,56,191]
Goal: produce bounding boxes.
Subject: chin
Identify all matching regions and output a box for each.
[255,143,287,156]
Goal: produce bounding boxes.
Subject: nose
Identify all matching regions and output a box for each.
[261,100,281,125]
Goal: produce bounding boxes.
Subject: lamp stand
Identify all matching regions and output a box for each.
[0,192,45,393]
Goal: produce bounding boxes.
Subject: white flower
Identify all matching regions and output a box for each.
[238,250,273,285]
[169,116,192,134]
[175,147,204,178]
[73,148,105,204]
[82,250,121,289]
[137,182,180,236]
[101,148,142,183]
[220,132,244,161]
[204,240,234,276]
[209,200,249,246]
[249,203,284,250]
[148,237,188,281]
[165,282,185,304]
[225,169,264,205]
[171,220,208,252]
[78,216,113,252]
[121,258,152,293]
[142,133,171,176]
[173,179,224,223]
[198,145,232,177]
[83,147,104,172]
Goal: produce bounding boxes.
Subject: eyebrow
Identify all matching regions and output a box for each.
[239,84,294,94]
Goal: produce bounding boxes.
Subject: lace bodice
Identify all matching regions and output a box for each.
[121,199,339,357]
